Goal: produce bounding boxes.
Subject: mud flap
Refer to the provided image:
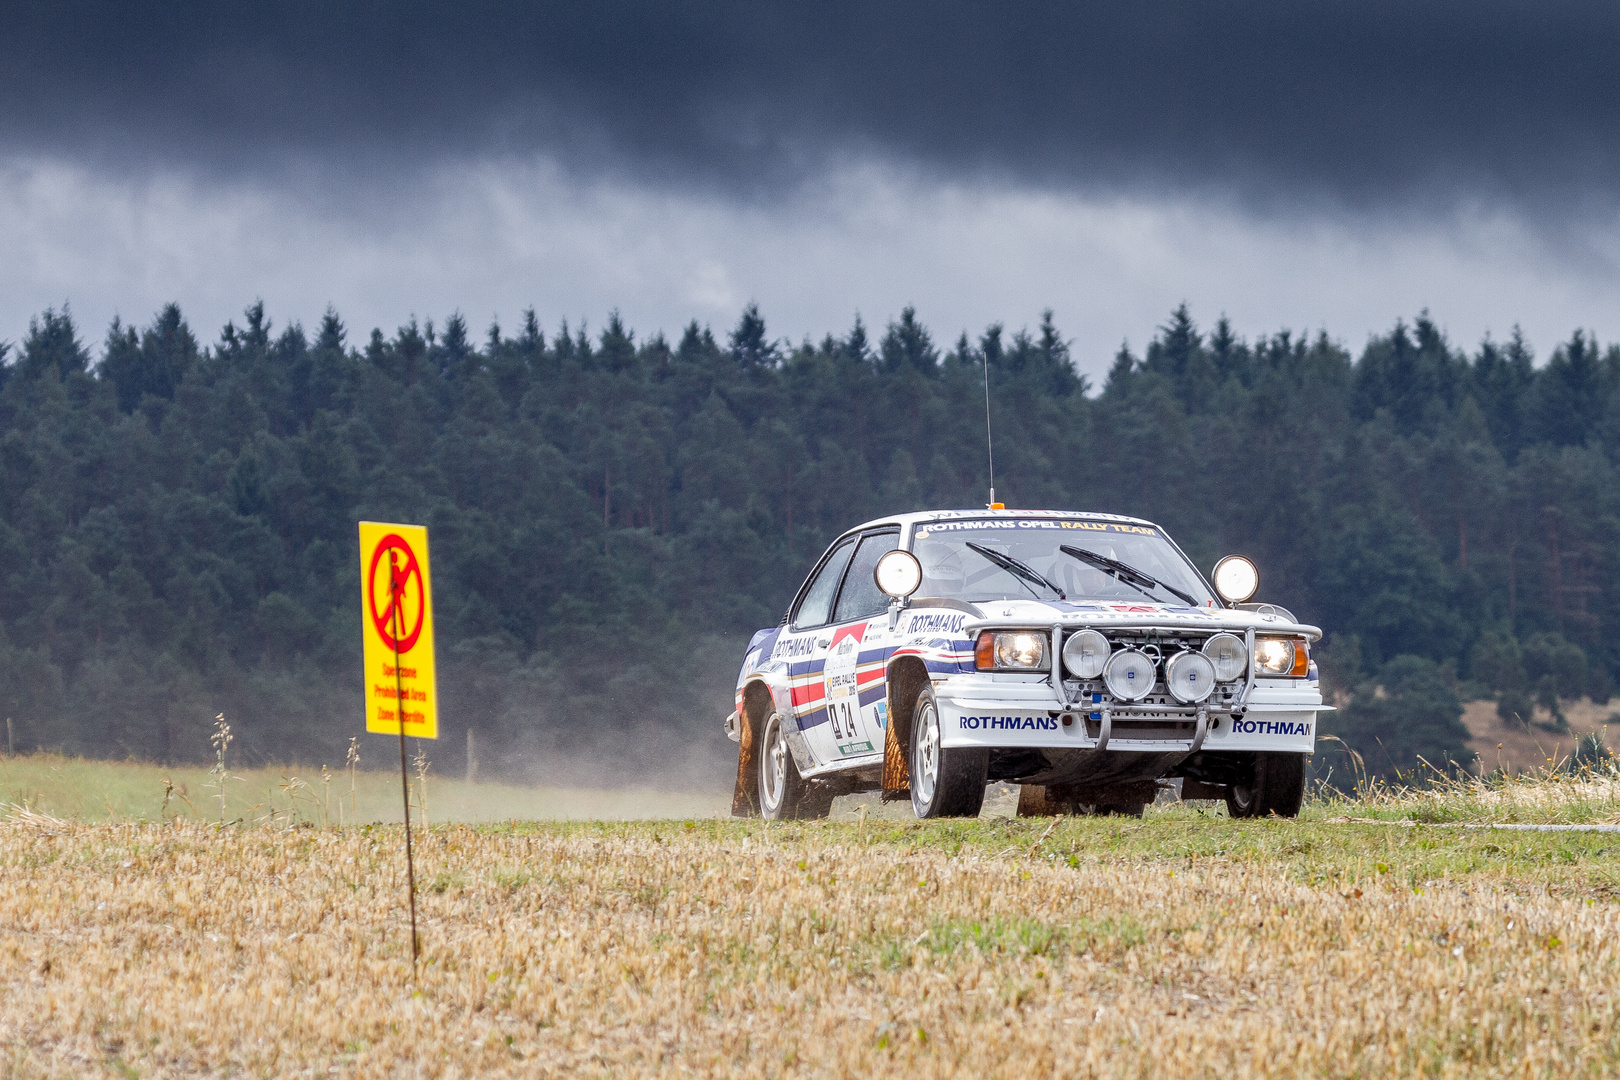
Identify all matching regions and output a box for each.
[880,695,911,801]
[731,707,758,818]
[1017,780,1159,815]
[1180,778,1227,800]
[1017,785,1063,817]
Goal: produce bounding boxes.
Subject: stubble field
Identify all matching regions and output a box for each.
[4,763,1620,1078]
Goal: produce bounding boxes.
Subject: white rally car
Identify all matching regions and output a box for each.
[726,509,1329,820]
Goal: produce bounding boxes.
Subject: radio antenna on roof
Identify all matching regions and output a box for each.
[982,346,998,508]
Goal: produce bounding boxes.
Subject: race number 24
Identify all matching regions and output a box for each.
[827,700,858,739]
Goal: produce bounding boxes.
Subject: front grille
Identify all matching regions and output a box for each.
[1083,717,1198,741]
[1062,682,1243,713]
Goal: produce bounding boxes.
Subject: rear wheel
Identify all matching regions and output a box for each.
[1225,752,1306,819]
[757,710,831,820]
[910,685,988,818]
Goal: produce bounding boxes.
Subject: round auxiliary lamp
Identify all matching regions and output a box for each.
[1164,650,1217,703]
[1201,632,1248,682]
[1102,648,1156,702]
[1211,554,1259,604]
[1061,628,1110,679]
[874,549,923,598]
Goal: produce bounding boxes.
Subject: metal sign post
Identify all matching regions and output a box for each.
[359,522,439,970]
[390,566,419,964]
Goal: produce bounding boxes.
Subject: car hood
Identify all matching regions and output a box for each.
[947,597,1322,641]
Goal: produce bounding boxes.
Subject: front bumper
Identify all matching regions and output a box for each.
[935,673,1325,755]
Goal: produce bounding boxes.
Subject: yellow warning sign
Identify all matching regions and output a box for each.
[359,521,438,740]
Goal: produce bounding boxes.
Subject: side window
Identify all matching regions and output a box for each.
[832,531,901,623]
[793,539,856,629]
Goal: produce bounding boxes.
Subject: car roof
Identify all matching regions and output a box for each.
[841,508,1160,537]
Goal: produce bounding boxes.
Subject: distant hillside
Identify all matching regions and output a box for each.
[1,300,1616,779]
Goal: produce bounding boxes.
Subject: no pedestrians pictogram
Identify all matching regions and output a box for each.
[368,534,425,654]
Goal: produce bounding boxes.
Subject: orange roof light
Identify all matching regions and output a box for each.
[989,502,1005,509]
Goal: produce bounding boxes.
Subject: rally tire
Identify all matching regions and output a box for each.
[1225,752,1306,819]
[758,710,812,821]
[909,685,988,818]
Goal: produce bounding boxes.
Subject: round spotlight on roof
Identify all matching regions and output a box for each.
[1212,555,1259,604]
[874,549,923,598]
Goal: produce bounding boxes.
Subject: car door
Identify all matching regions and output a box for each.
[816,529,901,762]
[777,536,858,770]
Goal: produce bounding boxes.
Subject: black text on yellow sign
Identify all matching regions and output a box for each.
[359,522,438,740]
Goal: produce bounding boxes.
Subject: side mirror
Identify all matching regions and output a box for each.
[1212,555,1259,604]
[874,549,923,599]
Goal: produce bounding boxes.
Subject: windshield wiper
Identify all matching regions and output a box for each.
[1058,545,1199,607]
[966,542,1065,599]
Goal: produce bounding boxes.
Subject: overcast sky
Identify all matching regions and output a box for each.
[5,1,1620,381]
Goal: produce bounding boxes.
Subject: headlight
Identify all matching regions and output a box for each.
[1103,648,1156,701]
[1061,629,1110,679]
[1254,636,1308,677]
[1164,650,1216,703]
[1201,632,1247,682]
[975,630,1049,672]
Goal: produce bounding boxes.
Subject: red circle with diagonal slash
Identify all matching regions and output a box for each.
[368,534,425,653]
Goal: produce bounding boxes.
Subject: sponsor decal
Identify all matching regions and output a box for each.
[959,714,1061,731]
[1231,719,1313,736]
[876,700,888,729]
[772,635,819,660]
[917,520,1158,537]
[906,611,967,635]
[823,623,866,741]
[837,740,876,755]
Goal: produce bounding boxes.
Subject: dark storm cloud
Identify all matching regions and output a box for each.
[6,1,1619,208]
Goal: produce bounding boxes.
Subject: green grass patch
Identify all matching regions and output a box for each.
[0,752,726,824]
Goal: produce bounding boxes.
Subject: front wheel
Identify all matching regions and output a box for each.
[1225,752,1306,819]
[909,685,988,818]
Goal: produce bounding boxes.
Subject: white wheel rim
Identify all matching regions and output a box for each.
[760,717,787,812]
[913,701,940,808]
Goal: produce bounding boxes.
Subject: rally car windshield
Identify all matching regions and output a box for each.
[909,518,1216,606]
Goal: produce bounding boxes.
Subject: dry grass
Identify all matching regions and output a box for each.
[1461,698,1619,775]
[1312,735,1620,826]
[1325,769,1620,826]
[4,799,1620,1077]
